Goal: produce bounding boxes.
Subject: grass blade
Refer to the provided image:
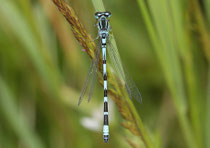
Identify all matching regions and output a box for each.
[0,0,61,94]
[136,0,197,147]
[204,0,210,25]
[0,76,44,148]
[169,0,202,147]
[206,63,210,148]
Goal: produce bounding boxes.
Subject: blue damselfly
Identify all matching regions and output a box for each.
[78,11,142,143]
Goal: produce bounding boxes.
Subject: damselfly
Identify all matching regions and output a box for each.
[78,11,142,143]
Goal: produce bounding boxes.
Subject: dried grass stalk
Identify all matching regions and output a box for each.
[52,0,96,59]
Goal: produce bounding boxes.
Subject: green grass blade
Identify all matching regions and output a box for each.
[205,0,210,25]
[136,0,197,147]
[0,76,45,148]
[206,63,210,148]
[91,0,105,12]
[169,0,202,147]
[0,0,61,94]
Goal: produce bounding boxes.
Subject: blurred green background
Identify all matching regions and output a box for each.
[0,0,210,148]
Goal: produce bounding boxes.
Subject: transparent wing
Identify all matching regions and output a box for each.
[78,43,101,105]
[107,37,142,103]
[88,45,101,102]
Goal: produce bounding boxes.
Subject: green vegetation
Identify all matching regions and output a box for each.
[0,0,209,147]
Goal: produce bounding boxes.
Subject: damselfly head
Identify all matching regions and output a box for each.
[95,11,111,19]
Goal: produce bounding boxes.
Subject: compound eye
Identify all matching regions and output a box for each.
[105,11,111,17]
[95,12,102,19]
